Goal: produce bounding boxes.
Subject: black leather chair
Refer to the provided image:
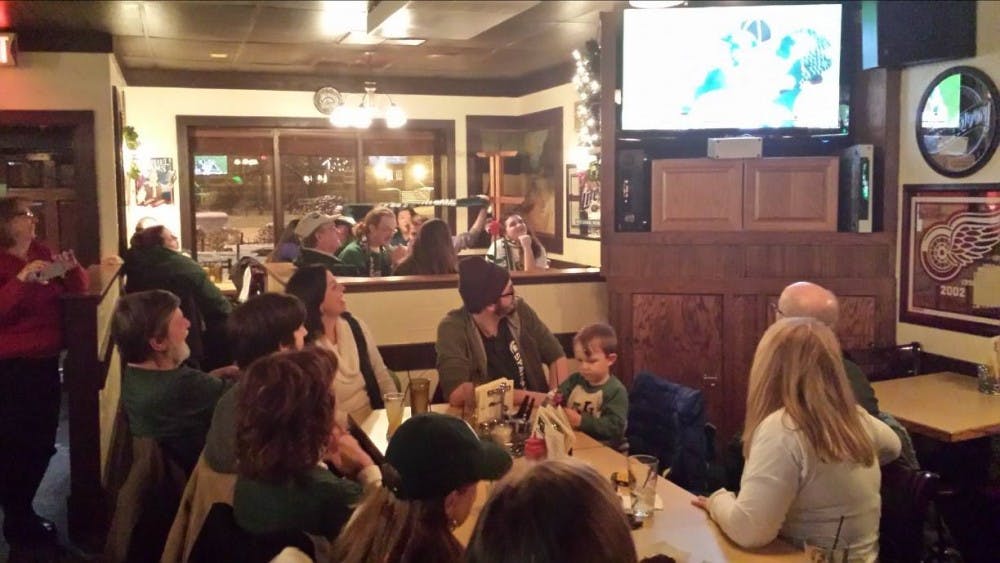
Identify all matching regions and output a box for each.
[879,458,940,563]
[845,342,922,382]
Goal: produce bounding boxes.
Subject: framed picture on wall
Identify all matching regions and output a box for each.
[900,184,1000,336]
[566,164,601,240]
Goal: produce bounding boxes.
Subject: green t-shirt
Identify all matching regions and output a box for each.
[557,372,629,444]
[233,466,362,539]
[337,240,393,277]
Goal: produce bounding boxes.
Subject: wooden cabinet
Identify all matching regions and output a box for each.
[651,156,838,232]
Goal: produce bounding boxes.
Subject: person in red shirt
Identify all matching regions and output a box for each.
[0,197,87,548]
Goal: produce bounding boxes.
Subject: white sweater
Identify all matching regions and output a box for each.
[317,316,398,428]
[707,407,901,562]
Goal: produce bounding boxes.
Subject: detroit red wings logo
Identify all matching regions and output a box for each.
[919,209,1000,282]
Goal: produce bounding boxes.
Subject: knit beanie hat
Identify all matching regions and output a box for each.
[458,258,510,313]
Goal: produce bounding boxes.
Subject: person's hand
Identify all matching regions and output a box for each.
[55,249,80,271]
[209,364,241,380]
[562,407,582,429]
[324,426,374,479]
[691,495,710,511]
[517,234,532,248]
[16,260,49,283]
[389,245,407,266]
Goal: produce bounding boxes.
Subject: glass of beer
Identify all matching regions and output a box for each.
[384,392,405,439]
[409,377,430,415]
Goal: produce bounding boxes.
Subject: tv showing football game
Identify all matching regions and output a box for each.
[621,3,844,133]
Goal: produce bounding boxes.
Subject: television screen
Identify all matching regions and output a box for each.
[194,155,228,176]
[621,3,843,132]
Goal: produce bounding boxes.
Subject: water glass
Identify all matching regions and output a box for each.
[804,540,850,563]
[384,392,405,439]
[977,364,1000,395]
[409,377,430,414]
[627,454,659,520]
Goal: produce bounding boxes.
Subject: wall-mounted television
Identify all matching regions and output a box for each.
[194,155,228,176]
[621,3,844,134]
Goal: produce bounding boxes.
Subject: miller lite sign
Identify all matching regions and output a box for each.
[0,33,16,67]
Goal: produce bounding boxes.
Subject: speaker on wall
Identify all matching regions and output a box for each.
[615,149,650,232]
[839,144,874,233]
[861,0,976,70]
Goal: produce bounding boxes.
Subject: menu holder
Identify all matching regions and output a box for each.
[474,378,514,425]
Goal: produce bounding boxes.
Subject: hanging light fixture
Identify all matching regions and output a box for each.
[313,81,408,129]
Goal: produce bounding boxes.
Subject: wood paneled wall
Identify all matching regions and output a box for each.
[598,11,901,443]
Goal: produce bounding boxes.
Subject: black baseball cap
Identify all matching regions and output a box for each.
[384,413,512,500]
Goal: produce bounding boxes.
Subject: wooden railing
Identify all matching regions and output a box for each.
[61,263,124,550]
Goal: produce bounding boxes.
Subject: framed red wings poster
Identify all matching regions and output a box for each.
[901,184,1000,336]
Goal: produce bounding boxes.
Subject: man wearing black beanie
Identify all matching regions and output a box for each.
[436,258,567,407]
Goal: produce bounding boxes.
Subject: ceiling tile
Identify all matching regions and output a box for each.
[147,37,239,62]
[6,0,146,36]
[143,2,257,41]
[395,1,540,41]
[248,7,332,43]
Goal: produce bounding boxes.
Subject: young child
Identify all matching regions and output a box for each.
[558,323,628,446]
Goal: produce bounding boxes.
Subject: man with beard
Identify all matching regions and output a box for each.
[436,258,567,407]
[111,290,235,473]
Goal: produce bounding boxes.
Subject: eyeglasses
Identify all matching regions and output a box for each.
[14,210,35,218]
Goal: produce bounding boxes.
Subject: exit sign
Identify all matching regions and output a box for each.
[0,33,16,67]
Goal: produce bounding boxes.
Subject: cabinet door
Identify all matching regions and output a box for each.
[632,294,725,431]
[743,156,838,231]
[650,159,743,231]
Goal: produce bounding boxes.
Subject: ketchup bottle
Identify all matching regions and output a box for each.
[524,435,547,461]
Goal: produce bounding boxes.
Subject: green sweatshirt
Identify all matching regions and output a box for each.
[337,240,393,277]
[233,466,362,539]
[558,372,628,444]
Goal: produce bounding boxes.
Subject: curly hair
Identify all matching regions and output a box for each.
[354,206,395,240]
[236,347,338,483]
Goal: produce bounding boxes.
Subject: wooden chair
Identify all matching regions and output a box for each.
[845,342,922,382]
[879,458,940,563]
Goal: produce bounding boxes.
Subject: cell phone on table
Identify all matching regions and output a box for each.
[36,260,69,282]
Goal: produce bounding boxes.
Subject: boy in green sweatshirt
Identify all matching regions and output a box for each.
[558,323,628,447]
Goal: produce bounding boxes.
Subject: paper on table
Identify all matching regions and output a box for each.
[636,540,691,563]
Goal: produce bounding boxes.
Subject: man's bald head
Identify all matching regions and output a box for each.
[777,281,840,327]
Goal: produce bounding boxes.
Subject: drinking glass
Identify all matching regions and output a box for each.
[804,540,850,562]
[627,454,659,520]
[977,364,1000,395]
[409,377,430,414]
[384,392,405,439]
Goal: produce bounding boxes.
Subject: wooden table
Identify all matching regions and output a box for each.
[353,406,803,562]
[871,372,1000,442]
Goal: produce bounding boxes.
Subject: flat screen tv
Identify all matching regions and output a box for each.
[621,3,844,134]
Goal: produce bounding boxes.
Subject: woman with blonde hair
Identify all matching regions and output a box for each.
[693,317,900,561]
[338,207,401,276]
[466,459,638,563]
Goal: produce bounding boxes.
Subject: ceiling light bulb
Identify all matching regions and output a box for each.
[330,104,352,128]
[385,104,407,128]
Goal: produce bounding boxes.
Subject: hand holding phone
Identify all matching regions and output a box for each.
[36,260,69,282]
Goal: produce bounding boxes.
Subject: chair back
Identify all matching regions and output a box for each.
[845,342,922,382]
[189,503,315,563]
[880,458,940,563]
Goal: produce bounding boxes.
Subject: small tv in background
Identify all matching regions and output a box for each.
[194,155,228,176]
[621,3,844,134]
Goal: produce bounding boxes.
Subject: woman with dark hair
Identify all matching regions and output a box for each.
[466,459,638,563]
[392,218,458,276]
[338,207,403,276]
[285,265,397,427]
[201,292,308,474]
[486,212,549,272]
[124,224,232,369]
[333,413,512,563]
[0,196,87,547]
[232,348,380,540]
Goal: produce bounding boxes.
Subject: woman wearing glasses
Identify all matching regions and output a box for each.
[0,197,87,548]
